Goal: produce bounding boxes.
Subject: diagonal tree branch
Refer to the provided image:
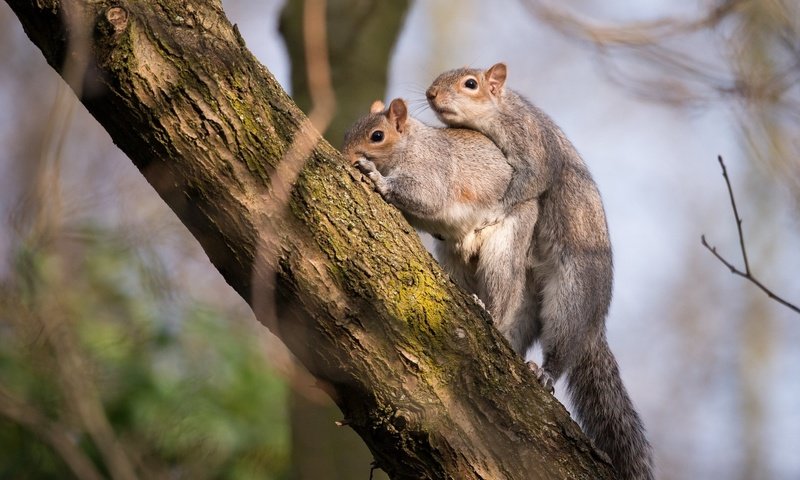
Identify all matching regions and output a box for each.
[701,155,799,315]
[4,1,615,478]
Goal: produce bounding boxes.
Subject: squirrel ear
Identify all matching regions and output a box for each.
[370,100,385,113]
[388,98,408,133]
[486,63,507,96]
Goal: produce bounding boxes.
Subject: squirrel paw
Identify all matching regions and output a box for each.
[527,361,555,394]
[470,293,487,311]
[354,157,377,174]
[354,158,386,193]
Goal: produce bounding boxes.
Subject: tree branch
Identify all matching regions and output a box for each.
[0,386,104,480]
[4,1,615,477]
[701,155,799,315]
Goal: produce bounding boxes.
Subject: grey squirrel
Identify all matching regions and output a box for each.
[342,99,537,333]
[427,63,654,480]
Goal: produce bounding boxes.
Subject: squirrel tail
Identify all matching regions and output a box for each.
[567,333,654,480]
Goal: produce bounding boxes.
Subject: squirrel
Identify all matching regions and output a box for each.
[342,98,538,345]
[426,63,654,480]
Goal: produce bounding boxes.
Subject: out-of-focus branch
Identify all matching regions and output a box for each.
[279,0,409,148]
[523,0,800,218]
[519,0,743,107]
[38,307,139,480]
[521,0,742,46]
[519,0,800,107]
[268,0,335,212]
[0,386,104,480]
[5,5,140,476]
[256,0,335,404]
[701,155,799,315]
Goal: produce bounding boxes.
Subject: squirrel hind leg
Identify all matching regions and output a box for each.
[475,205,537,351]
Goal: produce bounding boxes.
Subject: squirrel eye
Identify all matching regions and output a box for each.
[370,130,384,142]
[464,78,478,90]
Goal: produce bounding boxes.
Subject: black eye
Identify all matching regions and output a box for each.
[370,130,384,142]
[464,78,478,89]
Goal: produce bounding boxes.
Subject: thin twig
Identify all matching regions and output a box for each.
[701,155,799,315]
[716,155,750,273]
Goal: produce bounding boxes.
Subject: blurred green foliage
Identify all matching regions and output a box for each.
[0,226,289,479]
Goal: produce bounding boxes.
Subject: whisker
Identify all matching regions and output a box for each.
[395,82,429,99]
[395,81,425,90]
[409,105,427,116]
[409,104,431,117]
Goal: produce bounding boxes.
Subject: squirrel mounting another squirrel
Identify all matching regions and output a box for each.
[427,62,653,480]
[342,62,654,480]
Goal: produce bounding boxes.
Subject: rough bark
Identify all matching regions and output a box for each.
[5,1,615,478]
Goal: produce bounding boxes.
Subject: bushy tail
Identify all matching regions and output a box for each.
[567,334,654,480]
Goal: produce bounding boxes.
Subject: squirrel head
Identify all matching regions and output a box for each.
[342,98,409,168]
[426,63,506,129]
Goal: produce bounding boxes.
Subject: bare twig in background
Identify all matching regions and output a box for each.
[253,0,336,403]
[0,386,104,480]
[701,155,799,315]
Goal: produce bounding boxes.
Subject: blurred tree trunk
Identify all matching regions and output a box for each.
[5,1,615,479]
[279,1,408,478]
[280,0,409,148]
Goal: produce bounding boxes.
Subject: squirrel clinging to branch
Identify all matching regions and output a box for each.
[342,98,537,335]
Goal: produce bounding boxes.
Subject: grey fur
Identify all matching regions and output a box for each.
[427,66,654,480]
[342,99,535,335]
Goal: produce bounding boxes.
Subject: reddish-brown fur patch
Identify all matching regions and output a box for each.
[457,185,478,203]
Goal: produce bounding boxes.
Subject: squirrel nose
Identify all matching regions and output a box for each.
[425,87,437,101]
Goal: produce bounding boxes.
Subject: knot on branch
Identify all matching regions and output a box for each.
[105,7,128,33]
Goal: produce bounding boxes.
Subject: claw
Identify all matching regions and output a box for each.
[355,157,377,174]
[470,293,486,311]
[527,361,555,394]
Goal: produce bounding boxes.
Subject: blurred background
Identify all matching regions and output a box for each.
[1,0,798,479]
